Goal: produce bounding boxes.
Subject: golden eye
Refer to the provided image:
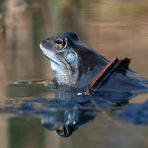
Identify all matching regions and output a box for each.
[56,127,65,136]
[55,38,67,49]
[56,126,73,137]
[57,128,65,135]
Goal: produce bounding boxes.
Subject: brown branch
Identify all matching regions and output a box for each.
[87,57,131,95]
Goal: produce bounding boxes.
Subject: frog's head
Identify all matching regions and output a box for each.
[40,32,107,87]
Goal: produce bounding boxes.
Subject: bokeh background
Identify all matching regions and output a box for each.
[0,0,148,148]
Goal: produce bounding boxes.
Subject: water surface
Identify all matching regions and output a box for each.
[0,0,148,148]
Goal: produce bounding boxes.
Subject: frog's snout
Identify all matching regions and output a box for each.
[40,40,52,50]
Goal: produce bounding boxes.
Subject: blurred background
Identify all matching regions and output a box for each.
[0,0,148,148]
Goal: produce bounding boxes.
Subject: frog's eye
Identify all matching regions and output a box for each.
[55,38,67,49]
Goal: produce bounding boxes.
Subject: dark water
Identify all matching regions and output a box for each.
[0,0,148,148]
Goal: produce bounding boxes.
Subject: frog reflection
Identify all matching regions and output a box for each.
[36,86,94,137]
[3,83,148,137]
[6,85,124,137]
[40,85,132,137]
[40,95,97,137]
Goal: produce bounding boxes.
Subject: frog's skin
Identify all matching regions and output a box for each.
[40,32,108,87]
[40,32,147,91]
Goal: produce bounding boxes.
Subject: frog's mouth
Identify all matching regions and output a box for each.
[40,43,61,65]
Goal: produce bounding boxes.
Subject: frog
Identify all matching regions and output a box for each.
[40,32,148,93]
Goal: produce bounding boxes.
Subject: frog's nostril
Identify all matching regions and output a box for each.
[41,40,52,49]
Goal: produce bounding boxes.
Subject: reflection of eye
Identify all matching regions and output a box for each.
[56,128,65,135]
[55,38,67,49]
[56,126,73,137]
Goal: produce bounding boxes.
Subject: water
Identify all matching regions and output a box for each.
[0,0,148,148]
[1,82,148,148]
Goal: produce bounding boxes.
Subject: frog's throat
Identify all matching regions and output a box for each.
[59,56,73,82]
